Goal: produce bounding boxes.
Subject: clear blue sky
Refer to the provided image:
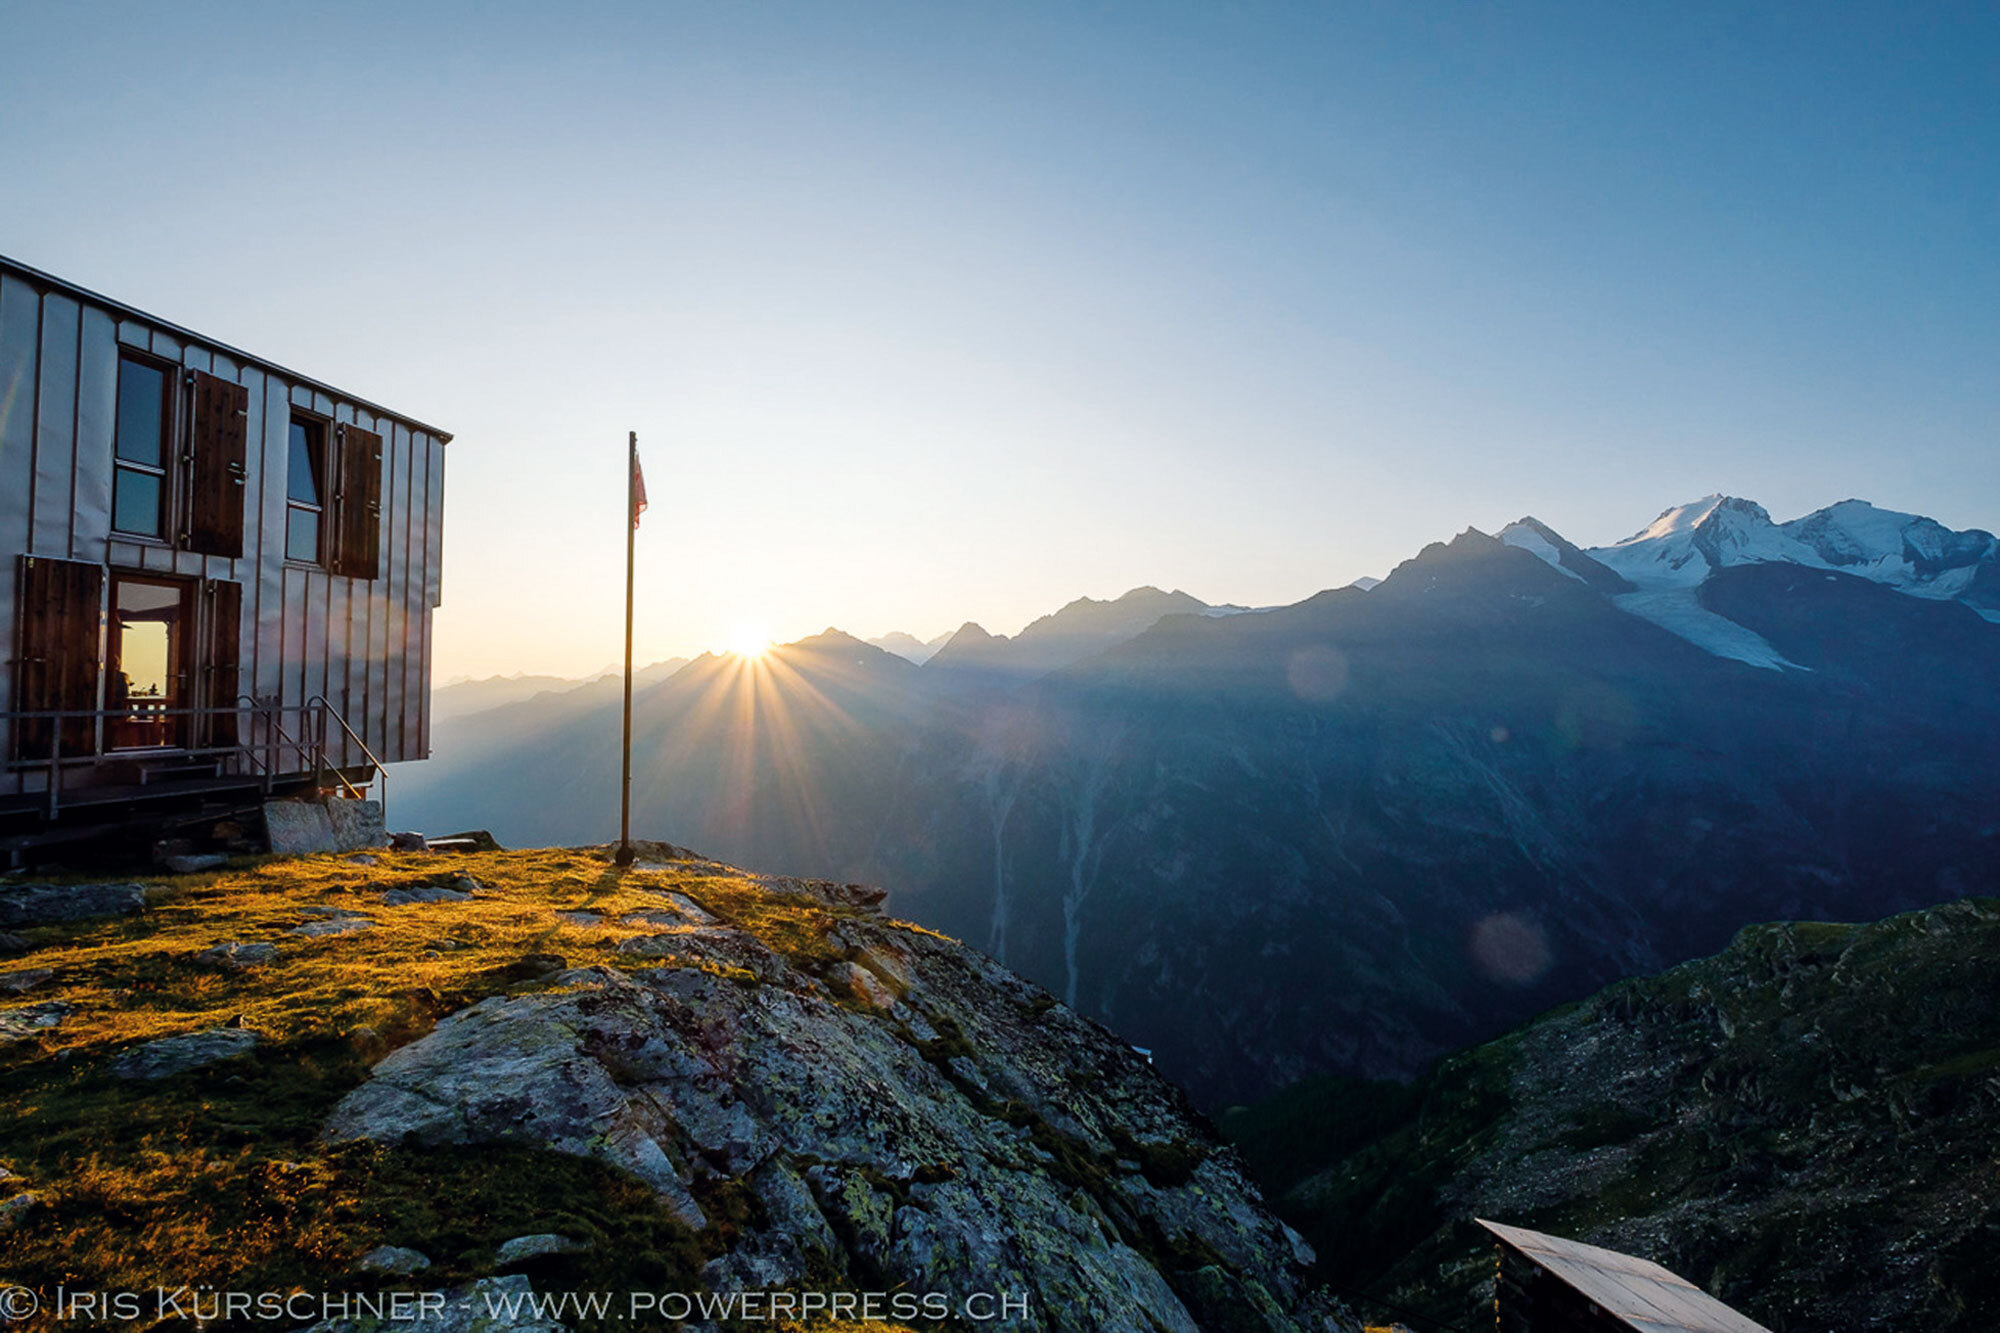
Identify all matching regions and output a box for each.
[4,2,1995,677]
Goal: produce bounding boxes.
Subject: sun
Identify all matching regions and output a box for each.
[726,621,772,659]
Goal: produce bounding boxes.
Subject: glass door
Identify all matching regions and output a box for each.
[108,575,192,750]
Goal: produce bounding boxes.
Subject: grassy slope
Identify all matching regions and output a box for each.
[1222,898,2000,1331]
[0,847,920,1331]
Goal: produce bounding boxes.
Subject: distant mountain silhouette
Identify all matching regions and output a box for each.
[925,587,1212,682]
[430,659,690,722]
[866,630,953,663]
[395,499,2000,1106]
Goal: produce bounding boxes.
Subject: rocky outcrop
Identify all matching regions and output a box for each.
[0,882,147,927]
[112,1026,259,1080]
[326,872,1351,1333]
[0,1001,69,1046]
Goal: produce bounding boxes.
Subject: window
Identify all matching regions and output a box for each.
[113,354,170,537]
[287,415,326,564]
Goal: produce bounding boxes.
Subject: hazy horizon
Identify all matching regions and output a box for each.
[6,2,1994,678]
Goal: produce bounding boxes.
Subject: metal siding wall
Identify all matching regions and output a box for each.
[383,422,410,760]
[0,277,42,792]
[72,308,116,566]
[370,415,400,761]
[254,377,289,707]
[410,434,438,756]
[328,403,355,768]
[32,294,79,558]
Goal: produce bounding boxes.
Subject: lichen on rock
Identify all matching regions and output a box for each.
[325,859,1352,1332]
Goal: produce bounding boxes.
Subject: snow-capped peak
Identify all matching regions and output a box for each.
[1616,494,1738,546]
[1779,500,1999,601]
[1589,495,1817,590]
[1585,495,1998,607]
[1498,517,1586,583]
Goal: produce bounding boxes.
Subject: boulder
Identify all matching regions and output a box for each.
[291,918,376,939]
[0,1192,39,1228]
[0,969,54,994]
[112,1026,258,1079]
[0,1002,70,1046]
[326,799,388,851]
[494,1234,590,1267]
[265,801,338,855]
[163,853,229,874]
[0,882,147,927]
[290,1276,564,1333]
[381,886,471,907]
[193,941,278,971]
[388,831,429,852]
[0,932,27,953]
[432,830,505,853]
[357,1244,432,1276]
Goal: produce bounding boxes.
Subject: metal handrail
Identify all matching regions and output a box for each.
[306,694,388,824]
[234,695,317,784]
[0,697,383,821]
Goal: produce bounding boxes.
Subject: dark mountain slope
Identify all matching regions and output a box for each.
[874,532,2000,1102]
[1222,896,2000,1331]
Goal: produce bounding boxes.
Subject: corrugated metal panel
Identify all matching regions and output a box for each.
[253,375,289,706]
[33,293,79,558]
[72,307,116,567]
[368,414,398,759]
[0,277,42,780]
[1477,1220,1774,1333]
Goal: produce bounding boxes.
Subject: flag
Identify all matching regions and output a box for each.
[631,448,648,529]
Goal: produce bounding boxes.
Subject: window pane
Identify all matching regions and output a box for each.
[118,620,172,699]
[287,507,319,563]
[288,420,321,504]
[113,467,164,536]
[116,359,165,465]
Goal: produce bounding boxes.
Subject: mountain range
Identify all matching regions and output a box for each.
[394,496,2000,1107]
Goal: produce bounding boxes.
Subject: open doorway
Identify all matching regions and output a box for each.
[108,575,192,750]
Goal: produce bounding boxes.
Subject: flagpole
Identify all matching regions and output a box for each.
[615,429,637,867]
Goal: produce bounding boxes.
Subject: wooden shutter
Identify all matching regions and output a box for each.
[332,422,383,579]
[184,369,249,558]
[201,579,242,748]
[14,556,103,761]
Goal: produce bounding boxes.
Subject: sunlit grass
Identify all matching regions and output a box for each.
[0,846,946,1326]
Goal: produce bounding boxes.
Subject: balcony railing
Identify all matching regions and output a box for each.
[0,697,386,823]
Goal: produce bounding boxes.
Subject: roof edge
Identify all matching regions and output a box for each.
[0,254,454,444]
